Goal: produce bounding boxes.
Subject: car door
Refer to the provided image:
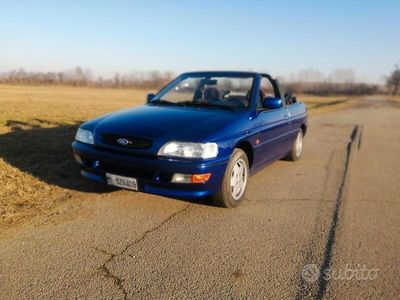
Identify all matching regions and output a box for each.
[253,105,290,168]
[252,77,292,169]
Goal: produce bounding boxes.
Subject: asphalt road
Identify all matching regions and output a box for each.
[1,97,399,299]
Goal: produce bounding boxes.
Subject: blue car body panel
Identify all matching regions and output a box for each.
[71,71,308,198]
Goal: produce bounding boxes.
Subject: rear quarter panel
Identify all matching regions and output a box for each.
[287,101,308,135]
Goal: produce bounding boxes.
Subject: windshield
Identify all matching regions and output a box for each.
[151,75,254,109]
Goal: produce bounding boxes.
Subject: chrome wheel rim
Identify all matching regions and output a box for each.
[295,131,303,157]
[230,158,247,200]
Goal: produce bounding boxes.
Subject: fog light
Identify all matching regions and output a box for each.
[172,173,192,183]
[171,173,211,184]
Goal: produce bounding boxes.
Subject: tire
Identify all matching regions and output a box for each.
[212,148,249,208]
[285,130,303,161]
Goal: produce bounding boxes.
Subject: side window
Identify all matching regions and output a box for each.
[259,77,276,110]
[260,77,275,98]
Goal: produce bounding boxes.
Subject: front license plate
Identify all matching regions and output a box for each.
[106,173,138,191]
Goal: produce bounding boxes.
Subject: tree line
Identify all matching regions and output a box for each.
[0,67,175,89]
[282,81,380,96]
[281,66,399,96]
[1,66,399,96]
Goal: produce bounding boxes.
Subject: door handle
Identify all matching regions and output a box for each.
[284,113,291,120]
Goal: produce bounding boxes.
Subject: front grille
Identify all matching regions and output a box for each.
[101,134,152,149]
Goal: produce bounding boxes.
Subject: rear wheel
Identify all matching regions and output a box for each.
[285,130,303,161]
[212,149,249,208]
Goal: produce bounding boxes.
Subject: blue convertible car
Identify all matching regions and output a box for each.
[72,71,307,207]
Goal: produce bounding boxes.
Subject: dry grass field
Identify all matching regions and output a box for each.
[300,94,355,115]
[0,84,354,231]
[0,85,148,230]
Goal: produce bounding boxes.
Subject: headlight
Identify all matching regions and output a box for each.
[75,128,94,145]
[158,141,218,159]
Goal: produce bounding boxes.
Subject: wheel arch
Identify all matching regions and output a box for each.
[301,123,307,137]
[234,140,254,168]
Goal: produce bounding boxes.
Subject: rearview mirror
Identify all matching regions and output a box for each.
[262,97,282,110]
[205,79,218,85]
[146,93,155,103]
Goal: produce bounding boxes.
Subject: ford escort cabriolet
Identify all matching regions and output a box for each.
[72,71,307,207]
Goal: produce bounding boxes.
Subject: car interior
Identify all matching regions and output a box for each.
[160,75,296,110]
[194,77,251,107]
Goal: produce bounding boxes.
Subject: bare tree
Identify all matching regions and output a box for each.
[386,64,400,95]
[114,73,120,87]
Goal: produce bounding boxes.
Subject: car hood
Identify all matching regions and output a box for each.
[84,104,248,154]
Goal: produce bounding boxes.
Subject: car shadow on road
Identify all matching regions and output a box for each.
[0,120,215,206]
[0,120,114,193]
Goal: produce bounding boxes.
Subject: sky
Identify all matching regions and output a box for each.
[0,0,399,83]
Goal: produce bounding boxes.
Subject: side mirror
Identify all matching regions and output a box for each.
[146,93,155,103]
[262,97,282,110]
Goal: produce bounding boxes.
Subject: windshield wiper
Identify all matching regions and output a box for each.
[180,101,237,110]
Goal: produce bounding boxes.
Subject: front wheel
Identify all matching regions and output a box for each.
[285,130,303,161]
[212,148,249,208]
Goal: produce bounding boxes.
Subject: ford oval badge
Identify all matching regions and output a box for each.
[117,138,130,146]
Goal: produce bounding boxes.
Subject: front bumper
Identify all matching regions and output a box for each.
[72,141,229,198]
